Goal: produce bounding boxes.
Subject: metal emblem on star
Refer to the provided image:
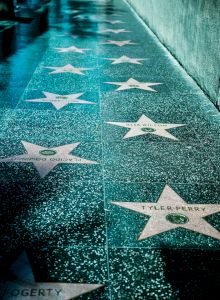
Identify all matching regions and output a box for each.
[0,141,98,178]
[112,185,220,240]
[101,29,131,34]
[106,114,185,140]
[1,252,102,299]
[55,46,91,54]
[105,78,163,92]
[104,55,147,65]
[44,64,93,75]
[102,40,136,47]
[24,92,96,110]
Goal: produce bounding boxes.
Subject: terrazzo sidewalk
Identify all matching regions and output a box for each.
[0,0,220,299]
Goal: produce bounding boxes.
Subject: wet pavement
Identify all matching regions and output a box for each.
[0,0,220,299]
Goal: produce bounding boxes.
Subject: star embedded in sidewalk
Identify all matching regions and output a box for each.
[111,13,122,17]
[63,9,79,14]
[112,185,220,240]
[72,15,99,22]
[105,20,125,24]
[56,34,79,39]
[44,64,93,75]
[72,15,86,20]
[105,55,147,65]
[1,251,103,299]
[102,40,136,47]
[106,114,185,140]
[101,29,130,34]
[55,46,91,54]
[25,92,96,110]
[0,141,98,178]
[105,78,163,92]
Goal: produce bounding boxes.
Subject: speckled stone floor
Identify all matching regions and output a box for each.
[0,0,220,299]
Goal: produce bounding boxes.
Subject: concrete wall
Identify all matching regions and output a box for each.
[126,0,220,107]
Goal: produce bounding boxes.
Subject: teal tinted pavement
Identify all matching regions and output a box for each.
[0,0,220,299]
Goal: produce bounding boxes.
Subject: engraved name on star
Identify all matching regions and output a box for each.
[102,40,136,47]
[105,78,163,92]
[25,92,96,110]
[1,251,103,300]
[0,141,98,178]
[112,185,220,240]
[104,55,147,65]
[101,29,130,34]
[44,64,93,75]
[106,114,185,140]
[55,46,91,54]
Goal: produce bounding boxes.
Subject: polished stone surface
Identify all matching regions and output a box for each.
[0,0,219,299]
